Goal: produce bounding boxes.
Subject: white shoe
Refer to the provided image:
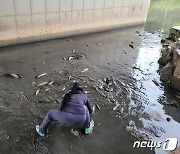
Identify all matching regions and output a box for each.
[35,125,45,137]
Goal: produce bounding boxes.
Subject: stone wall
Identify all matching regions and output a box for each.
[0,0,150,47]
[159,26,180,91]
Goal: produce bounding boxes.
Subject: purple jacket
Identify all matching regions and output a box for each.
[60,89,93,115]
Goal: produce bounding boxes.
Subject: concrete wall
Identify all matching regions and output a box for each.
[0,0,150,47]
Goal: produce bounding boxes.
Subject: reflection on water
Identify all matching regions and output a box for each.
[133,31,180,154]
[145,0,180,33]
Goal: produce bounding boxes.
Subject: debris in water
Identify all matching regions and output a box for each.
[104,76,113,85]
[119,107,124,113]
[166,117,171,122]
[98,123,101,126]
[63,57,66,60]
[86,45,89,47]
[124,51,127,54]
[131,42,133,44]
[175,95,180,99]
[72,49,76,53]
[152,80,159,86]
[44,51,49,54]
[37,82,48,87]
[33,68,37,72]
[97,43,102,46]
[108,62,110,65]
[35,89,40,96]
[67,39,72,42]
[35,73,47,78]
[70,129,79,137]
[132,66,143,73]
[5,73,22,79]
[95,104,100,110]
[18,60,24,63]
[167,100,178,108]
[149,62,154,66]
[129,44,134,49]
[82,68,89,73]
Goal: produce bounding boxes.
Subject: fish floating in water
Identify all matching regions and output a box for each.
[37,82,48,87]
[5,73,22,79]
[82,68,89,73]
[44,88,50,92]
[35,73,47,78]
[48,81,54,85]
[35,89,40,95]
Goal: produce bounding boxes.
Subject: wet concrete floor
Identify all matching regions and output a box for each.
[0,26,180,154]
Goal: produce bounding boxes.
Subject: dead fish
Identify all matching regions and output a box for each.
[33,68,37,72]
[62,86,65,91]
[129,44,134,49]
[113,102,120,111]
[68,56,74,61]
[32,82,37,86]
[82,68,89,73]
[44,88,50,92]
[35,73,47,78]
[5,73,22,79]
[72,49,76,53]
[95,104,100,110]
[70,129,79,137]
[85,91,89,94]
[37,82,48,87]
[48,81,54,85]
[35,89,40,95]
[18,60,24,63]
[152,80,159,86]
[92,105,95,113]
[69,76,72,80]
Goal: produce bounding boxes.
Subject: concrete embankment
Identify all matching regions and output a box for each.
[0,0,150,47]
[158,26,180,92]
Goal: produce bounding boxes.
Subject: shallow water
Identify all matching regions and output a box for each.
[0,26,180,154]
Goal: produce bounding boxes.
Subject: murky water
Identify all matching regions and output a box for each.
[0,25,180,154]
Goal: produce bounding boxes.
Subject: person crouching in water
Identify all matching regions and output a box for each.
[35,81,94,136]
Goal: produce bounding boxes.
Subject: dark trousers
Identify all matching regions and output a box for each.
[39,107,90,133]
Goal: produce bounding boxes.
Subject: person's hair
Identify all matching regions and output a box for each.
[72,81,85,91]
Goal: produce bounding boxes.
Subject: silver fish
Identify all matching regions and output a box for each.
[82,68,89,73]
[48,81,54,85]
[35,89,40,95]
[35,73,47,78]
